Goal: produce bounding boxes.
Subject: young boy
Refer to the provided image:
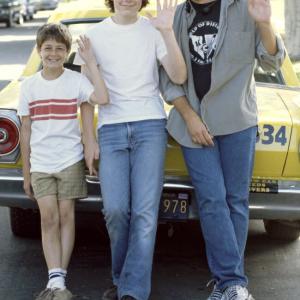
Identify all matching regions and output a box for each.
[18,23,108,300]
[75,0,187,299]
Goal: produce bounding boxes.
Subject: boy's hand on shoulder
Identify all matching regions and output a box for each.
[147,0,178,32]
[77,35,98,67]
[84,140,99,176]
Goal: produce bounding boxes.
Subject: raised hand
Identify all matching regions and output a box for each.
[77,35,97,66]
[147,0,178,31]
[248,0,272,24]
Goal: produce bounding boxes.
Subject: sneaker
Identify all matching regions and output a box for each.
[102,285,118,300]
[35,288,55,300]
[52,288,74,300]
[223,285,255,300]
[207,285,224,300]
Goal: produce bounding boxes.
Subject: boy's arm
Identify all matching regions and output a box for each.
[81,98,99,176]
[148,0,187,84]
[77,35,109,105]
[20,116,34,200]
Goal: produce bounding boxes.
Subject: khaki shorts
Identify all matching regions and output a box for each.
[31,160,87,200]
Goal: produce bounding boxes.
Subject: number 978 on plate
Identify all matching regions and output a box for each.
[159,191,190,220]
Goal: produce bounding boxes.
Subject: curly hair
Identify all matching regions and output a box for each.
[36,23,72,52]
[105,0,149,12]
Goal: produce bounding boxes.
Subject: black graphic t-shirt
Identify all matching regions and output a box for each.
[189,0,221,101]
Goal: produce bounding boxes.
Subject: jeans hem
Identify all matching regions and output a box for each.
[217,279,248,291]
[119,289,145,300]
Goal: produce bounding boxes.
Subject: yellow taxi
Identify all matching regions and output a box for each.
[1,2,300,241]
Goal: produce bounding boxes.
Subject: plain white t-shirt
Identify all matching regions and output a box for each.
[18,69,94,173]
[74,16,168,128]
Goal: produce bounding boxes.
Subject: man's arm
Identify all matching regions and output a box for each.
[256,22,277,56]
[173,96,214,146]
[20,116,34,200]
[249,0,285,71]
[148,0,187,84]
[77,35,109,105]
[248,0,277,55]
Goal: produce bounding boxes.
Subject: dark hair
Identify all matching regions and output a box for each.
[36,23,72,51]
[105,0,149,12]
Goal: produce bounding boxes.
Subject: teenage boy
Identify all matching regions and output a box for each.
[18,23,108,300]
[74,0,187,299]
[159,0,285,299]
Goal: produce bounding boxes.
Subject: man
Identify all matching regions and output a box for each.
[160,0,285,299]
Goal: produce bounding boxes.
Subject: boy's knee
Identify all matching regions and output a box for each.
[41,212,59,230]
[59,209,75,226]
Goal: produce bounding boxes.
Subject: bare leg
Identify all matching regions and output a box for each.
[37,195,61,269]
[58,199,75,270]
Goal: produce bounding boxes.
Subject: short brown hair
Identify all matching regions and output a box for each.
[36,23,72,51]
[105,0,149,12]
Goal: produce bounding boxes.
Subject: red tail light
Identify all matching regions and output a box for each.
[0,117,20,156]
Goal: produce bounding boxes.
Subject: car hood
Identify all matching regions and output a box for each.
[0,80,21,110]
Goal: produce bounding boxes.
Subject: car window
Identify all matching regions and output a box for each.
[254,65,284,85]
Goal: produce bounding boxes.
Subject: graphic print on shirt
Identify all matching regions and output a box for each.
[29,98,78,121]
[189,21,219,65]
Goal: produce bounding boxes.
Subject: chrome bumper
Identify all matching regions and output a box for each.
[1,168,300,220]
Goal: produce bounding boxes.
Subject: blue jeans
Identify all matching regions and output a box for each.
[182,126,257,290]
[98,119,167,300]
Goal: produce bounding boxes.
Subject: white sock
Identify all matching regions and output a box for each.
[47,268,66,290]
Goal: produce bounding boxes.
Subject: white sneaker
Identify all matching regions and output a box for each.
[207,285,224,300]
[223,285,255,300]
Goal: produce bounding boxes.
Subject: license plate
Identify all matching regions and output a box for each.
[159,191,189,220]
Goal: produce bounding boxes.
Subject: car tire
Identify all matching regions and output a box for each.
[263,220,300,241]
[10,207,40,238]
[5,15,13,28]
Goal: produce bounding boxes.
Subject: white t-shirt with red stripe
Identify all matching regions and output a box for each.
[18,69,94,173]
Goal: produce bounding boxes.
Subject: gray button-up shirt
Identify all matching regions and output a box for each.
[160,0,285,148]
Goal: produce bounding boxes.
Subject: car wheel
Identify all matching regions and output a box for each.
[263,220,300,241]
[5,15,13,27]
[10,207,40,238]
